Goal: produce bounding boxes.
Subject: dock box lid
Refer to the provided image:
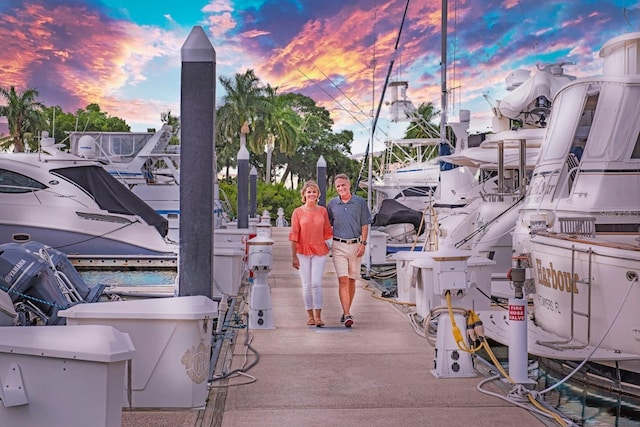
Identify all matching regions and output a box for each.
[58,295,218,320]
[0,325,135,362]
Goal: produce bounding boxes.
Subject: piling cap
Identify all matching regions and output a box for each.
[181,26,215,62]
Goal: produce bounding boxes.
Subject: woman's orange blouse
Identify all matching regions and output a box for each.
[288,206,333,256]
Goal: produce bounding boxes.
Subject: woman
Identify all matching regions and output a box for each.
[289,180,333,327]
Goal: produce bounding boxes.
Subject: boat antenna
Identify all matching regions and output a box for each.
[355,0,411,199]
[312,64,370,122]
[439,0,447,156]
[296,68,370,132]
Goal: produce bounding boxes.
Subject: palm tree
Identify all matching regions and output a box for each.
[217,69,265,146]
[0,86,46,152]
[251,86,299,183]
[404,101,440,139]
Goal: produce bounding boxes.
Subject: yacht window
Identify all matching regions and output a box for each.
[632,132,640,159]
[540,84,589,162]
[0,169,47,193]
[585,83,630,159]
[109,135,136,157]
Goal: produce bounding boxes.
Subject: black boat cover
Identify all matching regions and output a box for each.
[53,165,169,237]
[372,199,425,236]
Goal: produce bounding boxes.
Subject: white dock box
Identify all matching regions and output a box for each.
[214,228,252,251]
[369,229,389,264]
[59,295,217,408]
[0,325,134,427]
[390,250,427,304]
[213,246,245,298]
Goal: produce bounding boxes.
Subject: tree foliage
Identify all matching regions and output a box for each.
[41,103,131,149]
[0,86,46,152]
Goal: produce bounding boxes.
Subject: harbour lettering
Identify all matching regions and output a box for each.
[534,258,579,294]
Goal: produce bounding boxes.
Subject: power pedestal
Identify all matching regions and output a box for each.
[247,234,275,329]
[429,246,476,378]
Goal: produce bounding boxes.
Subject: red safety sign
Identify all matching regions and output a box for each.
[509,304,525,321]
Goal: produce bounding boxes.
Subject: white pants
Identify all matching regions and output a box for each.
[297,253,327,310]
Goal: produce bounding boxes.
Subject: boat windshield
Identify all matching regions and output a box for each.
[0,169,48,193]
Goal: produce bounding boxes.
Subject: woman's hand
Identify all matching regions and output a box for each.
[292,255,300,269]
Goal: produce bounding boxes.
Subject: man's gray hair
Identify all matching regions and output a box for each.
[334,173,350,183]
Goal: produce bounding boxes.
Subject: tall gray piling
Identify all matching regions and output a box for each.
[250,166,257,218]
[317,155,327,207]
[179,26,215,298]
[237,143,249,229]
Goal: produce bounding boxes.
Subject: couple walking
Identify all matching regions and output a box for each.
[288,174,372,328]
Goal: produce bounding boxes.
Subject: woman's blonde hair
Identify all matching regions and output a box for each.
[300,180,321,203]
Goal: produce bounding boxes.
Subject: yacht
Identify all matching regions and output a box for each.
[377,62,574,284]
[0,139,177,257]
[480,32,640,390]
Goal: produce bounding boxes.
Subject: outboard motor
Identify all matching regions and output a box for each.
[0,242,105,325]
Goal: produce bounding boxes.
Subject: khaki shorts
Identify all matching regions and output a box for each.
[331,240,361,279]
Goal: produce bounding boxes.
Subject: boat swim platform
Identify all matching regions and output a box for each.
[122,227,548,427]
[69,253,178,270]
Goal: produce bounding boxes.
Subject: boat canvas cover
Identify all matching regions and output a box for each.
[373,199,424,235]
[53,165,169,237]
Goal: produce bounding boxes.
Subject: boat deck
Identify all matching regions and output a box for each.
[122,227,548,426]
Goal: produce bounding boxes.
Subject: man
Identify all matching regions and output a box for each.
[327,174,372,328]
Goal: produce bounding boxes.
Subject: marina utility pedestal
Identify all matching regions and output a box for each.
[247,234,275,329]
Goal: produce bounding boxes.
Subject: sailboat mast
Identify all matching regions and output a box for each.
[440,0,447,147]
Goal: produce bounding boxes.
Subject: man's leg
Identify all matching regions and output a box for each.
[338,275,351,316]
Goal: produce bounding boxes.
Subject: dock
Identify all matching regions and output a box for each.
[122,227,548,426]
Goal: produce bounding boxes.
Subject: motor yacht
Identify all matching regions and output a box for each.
[0,140,177,257]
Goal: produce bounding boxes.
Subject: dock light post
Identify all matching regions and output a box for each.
[237,122,250,229]
[179,25,215,298]
[317,155,327,207]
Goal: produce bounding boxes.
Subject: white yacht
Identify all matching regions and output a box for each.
[67,126,232,242]
[481,32,640,388]
[0,139,177,257]
[378,62,574,289]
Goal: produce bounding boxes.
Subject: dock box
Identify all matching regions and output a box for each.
[59,295,217,408]
[0,325,134,427]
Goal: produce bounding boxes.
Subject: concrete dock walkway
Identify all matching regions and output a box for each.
[123,226,548,427]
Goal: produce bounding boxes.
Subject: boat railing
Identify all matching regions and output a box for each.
[455,194,524,248]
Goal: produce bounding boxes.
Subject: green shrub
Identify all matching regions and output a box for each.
[218,181,337,223]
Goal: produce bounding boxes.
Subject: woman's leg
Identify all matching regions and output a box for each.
[297,254,313,310]
[310,254,327,309]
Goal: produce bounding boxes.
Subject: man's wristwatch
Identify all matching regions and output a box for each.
[361,241,367,245]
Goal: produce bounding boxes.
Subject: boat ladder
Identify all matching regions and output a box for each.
[538,245,593,350]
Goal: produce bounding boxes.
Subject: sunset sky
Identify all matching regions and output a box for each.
[1,0,638,154]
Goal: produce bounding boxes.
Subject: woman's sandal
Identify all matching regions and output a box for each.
[307,318,316,326]
[315,319,325,327]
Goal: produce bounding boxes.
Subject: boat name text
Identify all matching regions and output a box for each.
[534,259,579,294]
